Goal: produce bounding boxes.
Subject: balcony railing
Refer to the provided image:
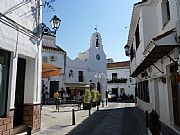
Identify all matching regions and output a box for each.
[107,78,127,83]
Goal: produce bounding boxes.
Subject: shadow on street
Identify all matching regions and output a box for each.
[66,106,147,135]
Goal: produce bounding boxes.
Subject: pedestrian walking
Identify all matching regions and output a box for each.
[54,90,60,112]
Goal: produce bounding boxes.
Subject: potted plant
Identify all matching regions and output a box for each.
[91,90,97,107]
[83,89,92,110]
[148,110,161,135]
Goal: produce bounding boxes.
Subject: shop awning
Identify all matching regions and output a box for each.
[131,29,178,77]
[42,63,62,78]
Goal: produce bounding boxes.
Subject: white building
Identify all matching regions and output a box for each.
[107,60,135,98]
[65,32,107,101]
[0,0,42,134]
[126,0,180,133]
[42,34,66,99]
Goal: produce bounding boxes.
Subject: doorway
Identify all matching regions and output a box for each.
[50,81,59,98]
[13,58,26,127]
[170,65,180,127]
[112,88,118,97]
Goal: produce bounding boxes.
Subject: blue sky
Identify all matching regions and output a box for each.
[43,0,139,62]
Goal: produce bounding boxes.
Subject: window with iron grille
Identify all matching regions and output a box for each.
[136,80,149,103]
[112,73,117,80]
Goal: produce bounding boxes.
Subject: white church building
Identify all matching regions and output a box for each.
[65,32,107,101]
[42,32,107,102]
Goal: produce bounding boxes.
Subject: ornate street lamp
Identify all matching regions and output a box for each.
[50,15,61,34]
[124,44,129,56]
[42,15,61,35]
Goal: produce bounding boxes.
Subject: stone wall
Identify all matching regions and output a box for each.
[23,104,41,132]
[0,110,14,135]
[0,104,41,135]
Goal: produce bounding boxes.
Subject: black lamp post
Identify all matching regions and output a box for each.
[42,15,61,35]
[124,44,129,56]
[50,15,61,34]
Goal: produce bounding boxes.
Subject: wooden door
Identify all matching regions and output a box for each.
[170,65,180,126]
[13,58,26,127]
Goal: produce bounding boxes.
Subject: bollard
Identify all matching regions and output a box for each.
[97,105,99,111]
[102,101,104,107]
[96,102,99,111]
[89,109,91,116]
[27,126,32,135]
[146,110,149,128]
[72,109,75,125]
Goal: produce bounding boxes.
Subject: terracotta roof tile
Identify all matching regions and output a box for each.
[42,45,65,52]
[107,61,130,68]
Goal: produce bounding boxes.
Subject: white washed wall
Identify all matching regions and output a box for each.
[78,50,89,61]
[42,35,56,47]
[131,0,180,128]
[42,34,66,92]
[107,68,130,80]
[107,67,135,97]
[142,6,159,47]
[156,0,178,33]
[0,0,42,108]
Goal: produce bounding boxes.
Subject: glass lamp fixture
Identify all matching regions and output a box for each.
[50,15,61,34]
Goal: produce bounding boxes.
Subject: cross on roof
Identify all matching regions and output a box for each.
[94,25,99,32]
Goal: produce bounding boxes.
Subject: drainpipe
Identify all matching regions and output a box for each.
[176,0,180,21]
[36,0,42,103]
[176,0,180,70]
[63,52,67,88]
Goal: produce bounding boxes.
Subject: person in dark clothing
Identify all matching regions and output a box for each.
[60,87,65,98]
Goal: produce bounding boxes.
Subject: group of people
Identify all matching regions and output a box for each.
[41,87,67,111]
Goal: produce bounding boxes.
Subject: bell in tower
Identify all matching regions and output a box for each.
[90,32,102,49]
[96,34,100,47]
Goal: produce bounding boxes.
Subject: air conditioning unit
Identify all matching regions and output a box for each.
[50,56,56,61]
[176,20,180,42]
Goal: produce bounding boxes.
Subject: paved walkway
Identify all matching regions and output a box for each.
[67,103,147,135]
[33,102,179,135]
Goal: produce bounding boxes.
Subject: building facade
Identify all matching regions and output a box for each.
[65,32,107,101]
[126,0,180,133]
[107,60,135,99]
[0,0,42,134]
[42,34,66,99]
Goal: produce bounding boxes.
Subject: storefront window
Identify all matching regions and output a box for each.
[0,50,10,117]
